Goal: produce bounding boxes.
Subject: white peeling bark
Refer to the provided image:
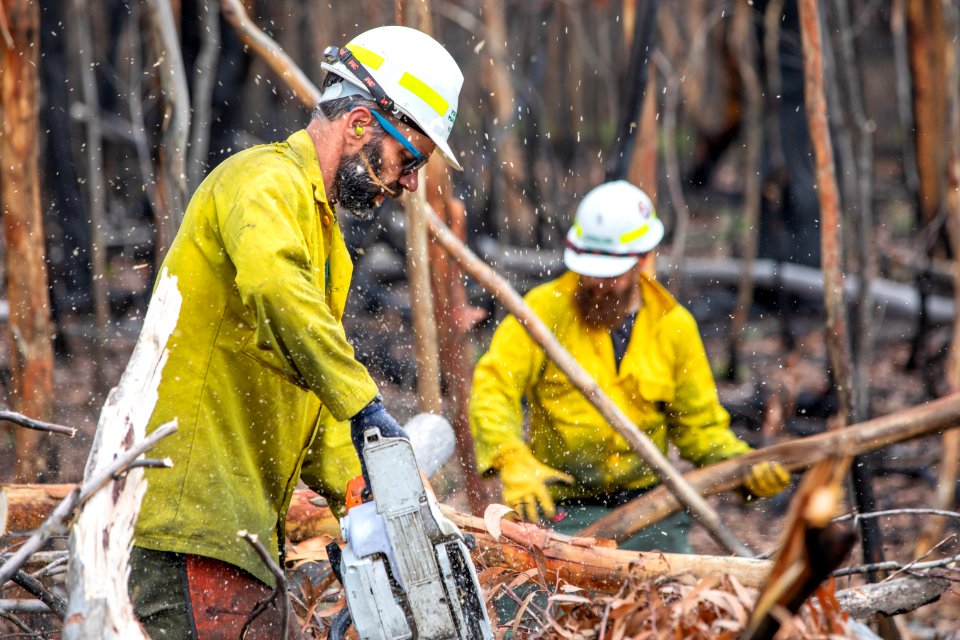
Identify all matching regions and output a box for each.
[63,270,182,639]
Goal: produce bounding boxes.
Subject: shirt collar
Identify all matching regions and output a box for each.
[286,129,330,205]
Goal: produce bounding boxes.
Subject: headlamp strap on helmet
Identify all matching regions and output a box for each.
[564,238,647,258]
[324,45,395,113]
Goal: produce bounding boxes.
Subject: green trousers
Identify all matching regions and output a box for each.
[129,547,195,639]
[550,503,692,553]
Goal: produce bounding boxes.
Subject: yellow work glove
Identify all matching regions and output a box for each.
[742,461,791,499]
[495,446,574,523]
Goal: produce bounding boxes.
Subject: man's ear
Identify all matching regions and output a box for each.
[638,252,656,278]
[343,107,375,151]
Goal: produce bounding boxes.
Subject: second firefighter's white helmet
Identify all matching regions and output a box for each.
[321,25,464,170]
[563,181,664,278]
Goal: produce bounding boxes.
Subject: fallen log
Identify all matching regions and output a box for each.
[0,483,75,536]
[282,488,772,590]
[474,241,956,327]
[835,575,951,620]
[0,424,176,587]
[581,393,960,542]
[447,507,771,591]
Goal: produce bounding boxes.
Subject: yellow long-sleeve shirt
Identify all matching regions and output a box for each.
[135,129,377,586]
[470,271,750,502]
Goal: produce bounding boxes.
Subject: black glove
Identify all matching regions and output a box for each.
[350,396,408,487]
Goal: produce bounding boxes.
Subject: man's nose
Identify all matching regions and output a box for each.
[398,171,419,193]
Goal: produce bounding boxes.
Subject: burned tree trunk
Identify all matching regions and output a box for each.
[907,0,949,238]
[798,0,888,591]
[0,0,55,483]
[427,174,488,513]
[145,0,190,262]
[725,0,764,382]
[395,1,443,416]
[916,1,960,558]
[481,0,537,246]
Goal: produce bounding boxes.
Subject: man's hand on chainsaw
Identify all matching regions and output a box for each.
[495,446,573,523]
[350,396,408,487]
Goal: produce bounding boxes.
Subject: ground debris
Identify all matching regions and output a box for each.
[288,561,863,639]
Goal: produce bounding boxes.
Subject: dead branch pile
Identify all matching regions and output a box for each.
[475,569,855,640]
[280,551,873,639]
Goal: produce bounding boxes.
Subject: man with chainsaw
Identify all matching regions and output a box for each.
[127,26,464,638]
[470,181,791,553]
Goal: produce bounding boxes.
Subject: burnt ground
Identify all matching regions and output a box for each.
[2,232,959,637]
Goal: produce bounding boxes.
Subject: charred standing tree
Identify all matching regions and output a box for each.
[605,0,659,185]
[916,2,960,559]
[907,0,949,248]
[725,0,764,382]
[0,0,55,483]
[398,0,488,514]
[39,2,93,326]
[395,1,443,417]
[145,0,190,262]
[424,161,490,513]
[480,0,537,247]
[621,0,660,199]
[797,1,891,624]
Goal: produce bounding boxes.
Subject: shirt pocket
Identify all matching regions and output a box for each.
[237,329,310,389]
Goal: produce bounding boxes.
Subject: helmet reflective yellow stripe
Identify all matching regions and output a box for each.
[321,26,464,170]
[563,181,664,277]
[399,72,448,117]
[347,44,449,117]
[346,44,384,70]
[619,223,651,244]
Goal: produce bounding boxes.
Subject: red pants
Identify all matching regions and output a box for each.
[130,547,305,639]
[184,555,305,640]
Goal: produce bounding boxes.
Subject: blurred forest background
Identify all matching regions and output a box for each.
[1,0,959,541]
[2,0,960,635]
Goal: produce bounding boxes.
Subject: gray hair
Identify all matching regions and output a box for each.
[312,75,383,128]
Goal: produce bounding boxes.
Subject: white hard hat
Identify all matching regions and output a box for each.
[563,181,664,278]
[321,26,464,170]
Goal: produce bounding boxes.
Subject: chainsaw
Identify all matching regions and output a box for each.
[327,422,494,640]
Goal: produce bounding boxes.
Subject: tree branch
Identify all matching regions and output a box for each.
[237,530,288,640]
[0,412,75,437]
[0,422,176,586]
[219,0,322,106]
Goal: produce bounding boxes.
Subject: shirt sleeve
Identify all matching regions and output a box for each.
[215,165,378,421]
[470,311,547,474]
[300,408,360,515]
[664,307,752,466]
